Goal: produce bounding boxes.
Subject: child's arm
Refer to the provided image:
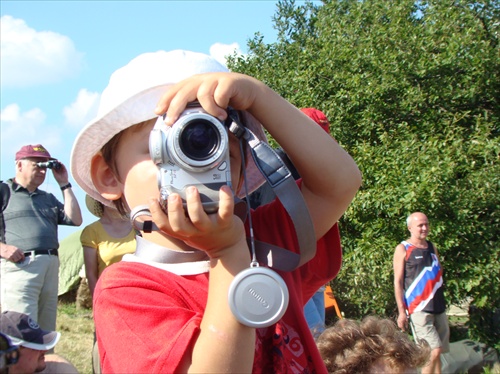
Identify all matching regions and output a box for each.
[156,72,361,240]
[248,89,362,239]
[149,185,255,373]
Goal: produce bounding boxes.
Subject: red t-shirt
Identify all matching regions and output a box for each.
[94,196,341,373]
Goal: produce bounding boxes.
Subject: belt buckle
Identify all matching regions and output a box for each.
[47,249,54,255]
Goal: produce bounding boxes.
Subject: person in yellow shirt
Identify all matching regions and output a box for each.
[81,195,136,297]
[80,195,136,373]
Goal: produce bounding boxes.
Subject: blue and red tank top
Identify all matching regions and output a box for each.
[402,240,446,314]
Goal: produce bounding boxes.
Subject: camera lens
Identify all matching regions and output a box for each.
[179,120,220,161]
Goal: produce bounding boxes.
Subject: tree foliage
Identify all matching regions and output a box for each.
[228,0,500,348]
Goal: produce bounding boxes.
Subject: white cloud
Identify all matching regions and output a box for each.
[0,103,62,161]
[0,103,73,191]
[1,103,46,137]
[63,89,100,128]
[209,42,245,66]
[0,15,84,88]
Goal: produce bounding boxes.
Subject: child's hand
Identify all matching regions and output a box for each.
[148,185,248,259]
[155,72,264,126]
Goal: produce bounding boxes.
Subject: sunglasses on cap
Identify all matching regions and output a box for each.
[0,333,20,369]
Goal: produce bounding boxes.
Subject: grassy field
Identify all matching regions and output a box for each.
[55,301,94,374]
[55,299,499,374]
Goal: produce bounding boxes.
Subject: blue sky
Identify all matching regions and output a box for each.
[1,1,314,240]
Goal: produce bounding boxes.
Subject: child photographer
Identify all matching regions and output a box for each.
[70,50,361,373]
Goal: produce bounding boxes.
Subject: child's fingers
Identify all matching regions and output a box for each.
[217,185,235,223]
[162,85,197,125]
[148,198,173,233]
[185,186,211,230]
[155,89,175,116]
[212,75,237,110]
[165,193,192,232]
[155,81,195,124]
[196,78,228,121]
[156,74,232,124]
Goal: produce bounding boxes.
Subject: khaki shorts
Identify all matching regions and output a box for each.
[410,311,450,352]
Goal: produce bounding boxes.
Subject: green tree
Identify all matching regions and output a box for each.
[228,0,499,349]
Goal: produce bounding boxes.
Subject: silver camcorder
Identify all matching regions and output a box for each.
[149,103,232,213]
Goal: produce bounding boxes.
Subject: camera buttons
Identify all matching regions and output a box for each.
[217,161,228,171]
[228,266,289,328]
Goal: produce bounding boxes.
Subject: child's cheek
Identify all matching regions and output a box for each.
[123,162,159,208]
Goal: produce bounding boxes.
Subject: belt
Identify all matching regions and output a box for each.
[23,249,58,257]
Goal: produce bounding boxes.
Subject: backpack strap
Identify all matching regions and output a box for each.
[0,181,11,244]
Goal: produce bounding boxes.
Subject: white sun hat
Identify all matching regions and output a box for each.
[71,49,268,208]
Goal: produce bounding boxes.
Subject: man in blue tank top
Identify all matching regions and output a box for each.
[393,212,450,374]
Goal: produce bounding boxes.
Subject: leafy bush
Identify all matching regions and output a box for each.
[229,0,499,350]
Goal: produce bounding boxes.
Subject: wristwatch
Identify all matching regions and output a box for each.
[60,183,72,191]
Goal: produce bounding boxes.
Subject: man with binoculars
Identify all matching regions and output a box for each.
[0,144,82,333]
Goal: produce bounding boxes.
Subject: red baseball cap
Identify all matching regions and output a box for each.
[300,108,330,134]
[15,144,55,161]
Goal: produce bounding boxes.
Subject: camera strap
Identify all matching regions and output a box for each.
[226,109,316,271]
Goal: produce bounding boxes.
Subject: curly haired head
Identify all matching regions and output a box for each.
[316,316,430,373]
